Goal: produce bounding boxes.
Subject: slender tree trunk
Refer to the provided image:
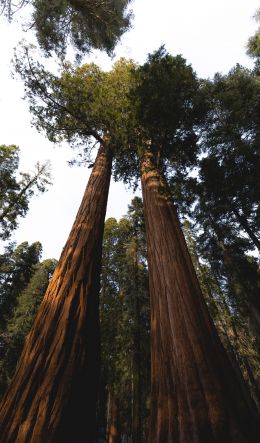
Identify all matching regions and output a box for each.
[230,320,260,407]
[108,390,119,443]
[0,144,113,443]
[132,242,142,443]
[132,298,142,443]
[140,149,260,443]
[218,240,260,348]
[232,207,260,251]
[247,301,260,346]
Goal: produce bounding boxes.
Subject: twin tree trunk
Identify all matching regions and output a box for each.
[140,149,260,443]
[1,141,259,443]
[0,145,112,443]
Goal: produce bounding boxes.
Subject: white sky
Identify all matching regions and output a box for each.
[0,0,259,259]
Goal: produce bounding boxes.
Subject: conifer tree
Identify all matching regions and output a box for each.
[0,0,133,58]
[100,198,150,442]
[0,241,43,331]
[197,66,260,251]
[0,258,57,397]
[183,221,260,409]
[0,54,136,442]
[7,46,260,442]
[130,48,260,442]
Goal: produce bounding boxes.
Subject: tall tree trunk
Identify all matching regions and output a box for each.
[218,239,260,348]
[140,149,259,443]
[132,242,142,443]
[107,390,119,443]
[247,301,260,347]
[232,207,260,251]
[0,144,112,443]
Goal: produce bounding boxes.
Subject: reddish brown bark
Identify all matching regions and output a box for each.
[108,390,119,443]
[0,144,112,443]
[140,149,260,443]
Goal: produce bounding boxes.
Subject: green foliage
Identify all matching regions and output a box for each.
[189,65,260,251]
[247,9,260,58]
[170,64,260,262]
[168,64,260,216]
[1,0,133,57]
[0,144,51,240]
[130,46,201,168]
[100,198,150,437]
[0,257,57,397]
[14,47,140,183]
[0,241,43,331]
[14,46,205,187]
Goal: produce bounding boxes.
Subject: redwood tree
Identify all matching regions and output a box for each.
[0,54,136,442]
[140,149,259,442]
[133,49,260,442]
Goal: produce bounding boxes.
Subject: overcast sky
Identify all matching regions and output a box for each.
[0,0,259,259]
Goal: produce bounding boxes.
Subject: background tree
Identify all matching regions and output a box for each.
[0,241,43,331]
[198,66,260,250]
[183,221,260,409]
[100,198,150,443]
[0,0,133,58]
[175,65,260,347]
[0,256,57,397]
[0,144,51,240]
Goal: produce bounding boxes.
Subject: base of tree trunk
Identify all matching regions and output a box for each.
[140,149,260,443]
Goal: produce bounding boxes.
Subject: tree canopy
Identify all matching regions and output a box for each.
[14,47,141,183]
[0,0,133,57]
[14,46,205,188]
